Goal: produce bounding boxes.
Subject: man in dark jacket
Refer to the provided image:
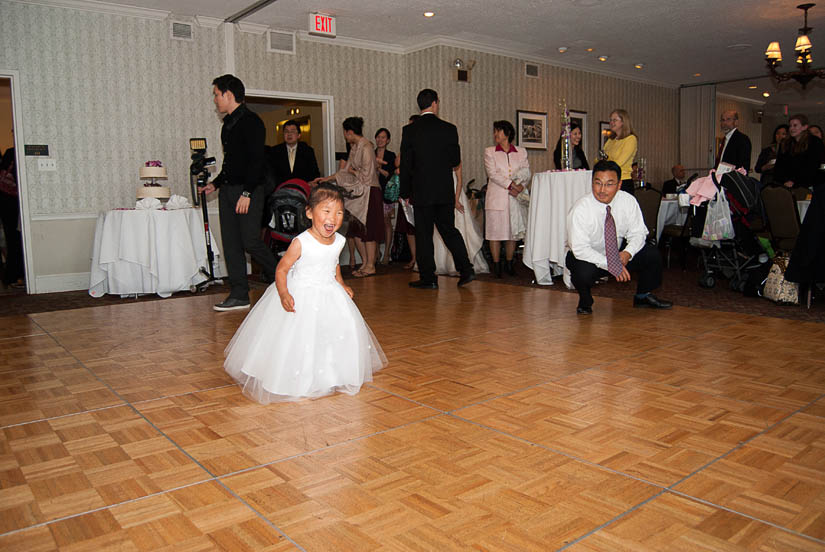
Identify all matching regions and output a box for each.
[268,119,320,186]
[400,88,474,288]
[199,74,276,311]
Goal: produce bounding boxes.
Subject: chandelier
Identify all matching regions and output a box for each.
[765,3,825,88]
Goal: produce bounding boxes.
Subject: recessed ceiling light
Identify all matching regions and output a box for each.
[598,55,608,62]
[747,84,758,89]
[423,11,434,17]
[634,63,645,69]
[693,72,702,77]
[762,92,770,97]
[585,48,594,52]
[558,46,568,53]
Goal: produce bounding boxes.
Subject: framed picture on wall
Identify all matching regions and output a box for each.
[516,110,548,150]
[599,121,611,153]
[569,110,587,158]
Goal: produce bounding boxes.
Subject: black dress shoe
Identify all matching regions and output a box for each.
[576,306,592,315]
[214,297,251,311]
[457,271,476,287]
[633,294,673,309]
[409,280,438,289]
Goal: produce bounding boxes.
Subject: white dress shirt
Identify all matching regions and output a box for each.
[566,190,648,270]
[286,143,297,171]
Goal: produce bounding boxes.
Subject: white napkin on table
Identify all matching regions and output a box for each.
[165,194,192,210]
[135,197,162,210]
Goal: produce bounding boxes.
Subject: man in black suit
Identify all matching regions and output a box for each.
[716,110,752,171]
[267,119,320,186]
[400,88,475,289]
[662,164,686,194]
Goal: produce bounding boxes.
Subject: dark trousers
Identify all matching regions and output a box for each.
[621,179,635,196]
[0,192,23,285]
[414,203,472,283]
[566,242,662,308]
[218,185,276,300]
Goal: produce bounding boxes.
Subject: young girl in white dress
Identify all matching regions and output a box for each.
[224,183,387,403]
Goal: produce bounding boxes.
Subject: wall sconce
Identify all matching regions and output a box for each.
[289,107,301,116]
[452,58,476,82]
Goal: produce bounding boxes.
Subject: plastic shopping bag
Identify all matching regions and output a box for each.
[701,190,735,241]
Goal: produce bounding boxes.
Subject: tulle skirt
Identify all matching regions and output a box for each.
[224,276,387,403]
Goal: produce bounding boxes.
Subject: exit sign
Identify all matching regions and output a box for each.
[308,13,336,37]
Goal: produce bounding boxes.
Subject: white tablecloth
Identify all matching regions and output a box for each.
[89,208,223,298]
[523,170,592,285]
[656,199,688,241]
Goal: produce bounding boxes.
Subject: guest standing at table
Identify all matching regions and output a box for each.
[374,128,397,264]
[603,109,638,195]
[401,88,475,289]
[553,123,589,170]
[716,110,752,172]
[484,120,529,277]
[566,160,672,315]
[773,114,825,199]
[316,117,383,277]
[199,74,276,312]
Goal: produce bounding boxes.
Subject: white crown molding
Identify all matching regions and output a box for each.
[297,31,405,55]
[237,21,268,35]
[11,0,169,20]
[717,92,767,107]
[195,16,222,29]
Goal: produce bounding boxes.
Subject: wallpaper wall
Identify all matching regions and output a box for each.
[0,1,225,216]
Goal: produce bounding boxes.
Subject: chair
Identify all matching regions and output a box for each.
[761,186,801,253]
[661,208,693,269]
[634,187,661,245]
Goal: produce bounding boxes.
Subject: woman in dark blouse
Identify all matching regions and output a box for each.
[374,127,397,264]
[553,123,589,170]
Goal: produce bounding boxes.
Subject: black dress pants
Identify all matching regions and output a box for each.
[0,192,23,285]
[218,185,276,300]
[566,242,662,308]
[414,203,472,284]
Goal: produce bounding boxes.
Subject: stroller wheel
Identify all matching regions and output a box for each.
[699,274,716,289]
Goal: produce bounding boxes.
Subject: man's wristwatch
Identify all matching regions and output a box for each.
[241,191,251,198]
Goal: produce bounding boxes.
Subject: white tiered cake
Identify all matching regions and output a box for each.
[137,162,170,199]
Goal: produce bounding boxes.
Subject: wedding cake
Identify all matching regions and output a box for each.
[137,161,170,199]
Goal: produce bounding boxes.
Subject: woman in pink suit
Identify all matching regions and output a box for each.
[484,120,530,277]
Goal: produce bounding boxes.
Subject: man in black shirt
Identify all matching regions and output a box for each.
[199,74,276,311]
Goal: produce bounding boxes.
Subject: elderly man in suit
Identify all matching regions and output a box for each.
[716,110,752,172]
[400,88,475,289]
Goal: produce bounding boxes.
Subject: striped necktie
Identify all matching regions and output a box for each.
[604,206,623,278]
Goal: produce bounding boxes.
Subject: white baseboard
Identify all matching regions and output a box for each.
[34,272,90,294]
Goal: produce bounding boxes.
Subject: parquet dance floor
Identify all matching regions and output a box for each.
[1,272,824,551]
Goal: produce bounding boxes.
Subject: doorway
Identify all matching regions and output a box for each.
[0,76,27,294]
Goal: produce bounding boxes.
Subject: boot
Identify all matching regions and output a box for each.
[493,261,503,278]
[507,259,516,276]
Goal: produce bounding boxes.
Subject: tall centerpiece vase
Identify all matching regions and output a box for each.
[560,99,571,170]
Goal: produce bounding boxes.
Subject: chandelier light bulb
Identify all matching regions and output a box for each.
[795,34,812,52]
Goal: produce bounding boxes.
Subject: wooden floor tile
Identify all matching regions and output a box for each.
[0,316,45,340]
[0,405,211,533]
[0,481,298,551]
[134,385,437,476]
[569,492,823,551]
[672,408,825,541]
[222,416,659,551]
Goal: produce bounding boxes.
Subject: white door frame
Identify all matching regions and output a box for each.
[0,69,34,294]
[246,89,335,176]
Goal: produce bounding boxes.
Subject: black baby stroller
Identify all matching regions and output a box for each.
[265,178,311,259]
[690,171,764,291]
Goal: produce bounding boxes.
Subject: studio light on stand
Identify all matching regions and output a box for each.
[765,3,825,88]
[189,137,222,292]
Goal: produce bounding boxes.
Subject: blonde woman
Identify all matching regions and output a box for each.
[604,109,638,195]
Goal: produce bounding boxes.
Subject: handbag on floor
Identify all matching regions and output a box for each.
[763,255,799,305]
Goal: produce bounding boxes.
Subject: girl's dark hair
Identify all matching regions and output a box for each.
[493,120,516,143]
[307,182,345,210]
[375,127,391,141]
[342,116,364,136]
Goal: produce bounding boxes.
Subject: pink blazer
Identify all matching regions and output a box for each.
[484,145,529,211]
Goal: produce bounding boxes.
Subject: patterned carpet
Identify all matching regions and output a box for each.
[1,250,822,322]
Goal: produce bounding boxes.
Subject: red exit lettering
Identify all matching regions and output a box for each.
[315,15,330,33]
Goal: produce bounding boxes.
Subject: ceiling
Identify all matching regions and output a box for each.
[43,0,825,105]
